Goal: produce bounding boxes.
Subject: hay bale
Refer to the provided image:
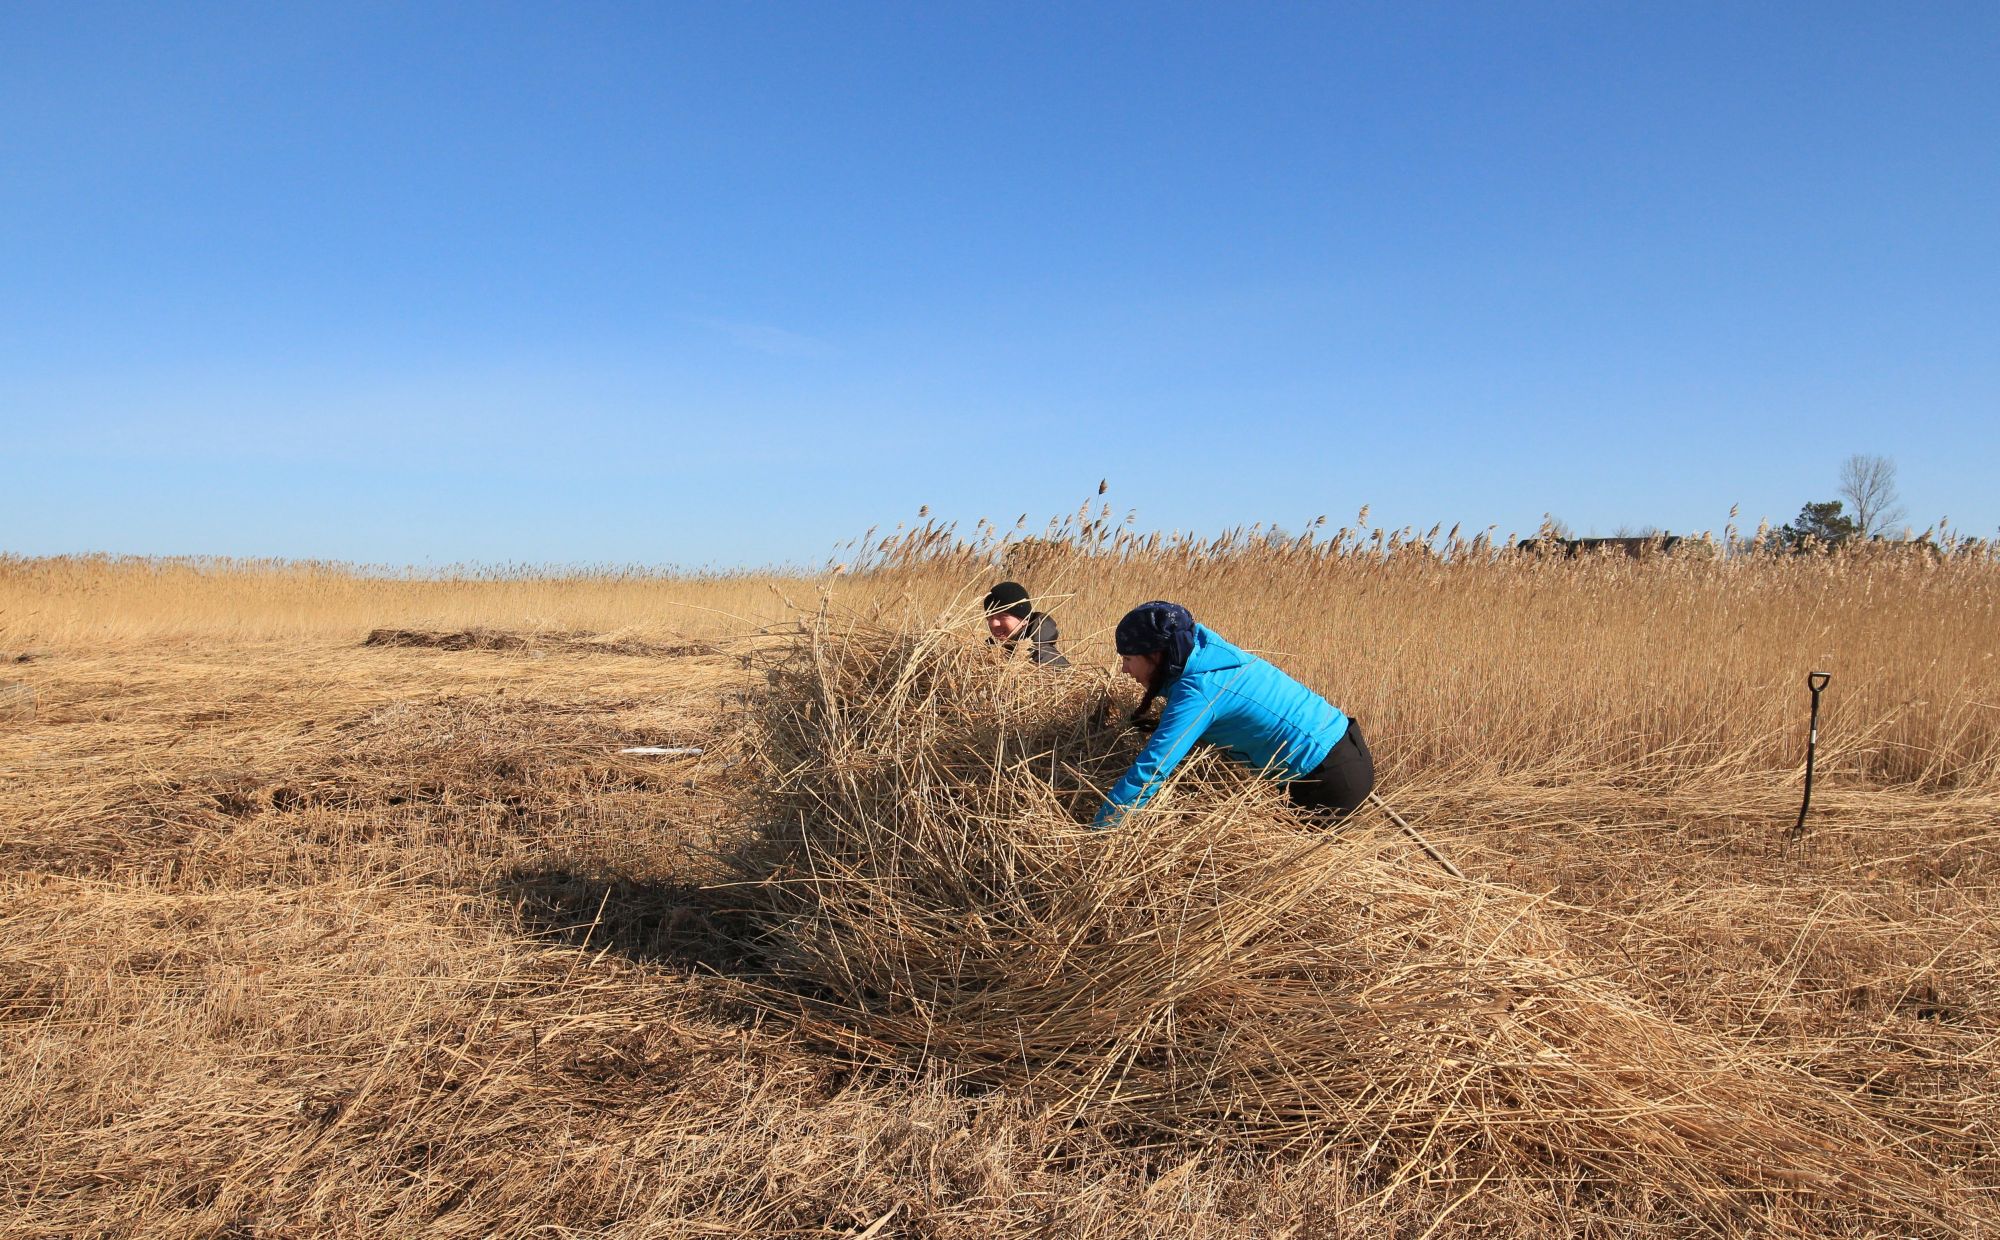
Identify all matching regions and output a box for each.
[727,614,1971,1233]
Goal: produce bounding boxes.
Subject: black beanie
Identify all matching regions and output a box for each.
[983,581,1032,620]
[1115,600,1197,725]
[1114,601,1197,679]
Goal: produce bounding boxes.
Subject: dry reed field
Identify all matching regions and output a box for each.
[3,520,1997,1238]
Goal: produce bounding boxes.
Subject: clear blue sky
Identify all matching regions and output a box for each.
[5,2,1995,567]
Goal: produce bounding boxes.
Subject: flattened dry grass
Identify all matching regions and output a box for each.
[1,531,1996,1236]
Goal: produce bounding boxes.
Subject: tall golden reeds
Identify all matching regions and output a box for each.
[9,526,1995,788]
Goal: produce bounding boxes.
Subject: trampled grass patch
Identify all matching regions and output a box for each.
[1,532,1994,1236]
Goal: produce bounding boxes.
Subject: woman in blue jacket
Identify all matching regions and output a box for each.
[1095,601,1372,828]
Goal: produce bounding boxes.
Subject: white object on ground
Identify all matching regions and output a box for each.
[617,746,704,756]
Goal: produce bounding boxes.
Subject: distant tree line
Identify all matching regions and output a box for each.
[1530,454,1926,554]
[1779,453,1907,549]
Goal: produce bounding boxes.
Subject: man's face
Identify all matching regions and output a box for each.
[1120,651,1162,686]
[988,611,1026,641]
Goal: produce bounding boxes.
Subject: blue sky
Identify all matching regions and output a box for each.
[4,2,1995,567]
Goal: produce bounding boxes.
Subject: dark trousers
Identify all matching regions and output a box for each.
[1285,721,1375,820]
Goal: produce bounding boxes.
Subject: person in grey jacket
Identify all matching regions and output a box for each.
[982,581,1070,668]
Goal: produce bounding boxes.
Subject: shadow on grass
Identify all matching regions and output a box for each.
[496,864,767,977]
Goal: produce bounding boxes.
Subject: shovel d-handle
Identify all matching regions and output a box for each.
[1789,671,1831,841]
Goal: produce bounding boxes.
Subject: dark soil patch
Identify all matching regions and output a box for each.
[364,629,530,652]
[362,629,718,658]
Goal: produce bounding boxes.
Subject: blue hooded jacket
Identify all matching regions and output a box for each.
[1095,625,1349,828]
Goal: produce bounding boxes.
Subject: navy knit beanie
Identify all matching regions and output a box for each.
[982,581,1033,620]
[1114,601,1197,680]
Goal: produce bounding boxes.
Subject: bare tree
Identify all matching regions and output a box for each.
[1838,454,1906,538]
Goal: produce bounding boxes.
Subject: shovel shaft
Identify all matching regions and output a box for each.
[1788,672,1831,840]
[1368,792,1466,880]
